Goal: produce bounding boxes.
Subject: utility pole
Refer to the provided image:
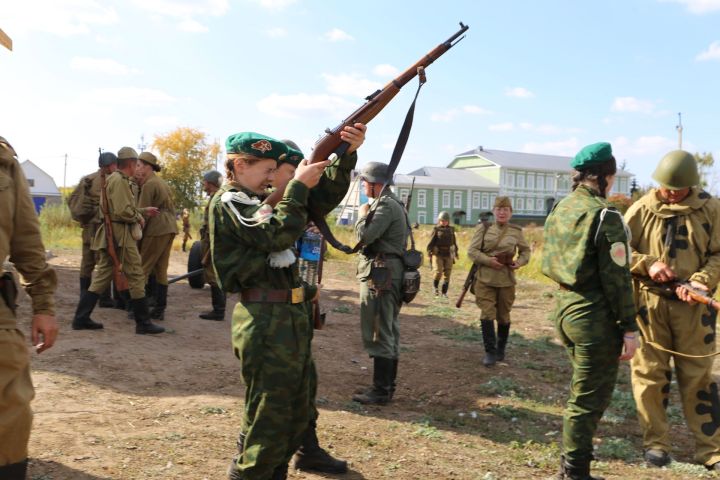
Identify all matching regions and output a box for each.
[676,112,683,150]
[63,153,67,190]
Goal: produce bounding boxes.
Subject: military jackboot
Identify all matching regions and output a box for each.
[352,357,393,405]
[132,297,165,334]
[441,281,449,298]
[496,323,511,361]
[481,319,497,367]
[79,276,91,293]
[292,420,348,473]
[150,284,167,320]
[199,285,226,320]
[558,455,604,480]
[0,459,28,480]
[389,358,399,400]
[433,279,440,296]
[73,290,104,330]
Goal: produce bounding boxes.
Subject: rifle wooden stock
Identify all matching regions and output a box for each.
[100,174,129,292]
[264,22,469,208]
[455,263,478,309]
[675,281,720,310]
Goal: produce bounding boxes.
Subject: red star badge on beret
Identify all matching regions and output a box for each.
[251,140,272,153]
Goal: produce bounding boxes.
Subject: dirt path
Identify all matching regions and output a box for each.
[13,248,717,479]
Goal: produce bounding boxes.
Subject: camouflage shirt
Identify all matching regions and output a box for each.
[542,185,637,332]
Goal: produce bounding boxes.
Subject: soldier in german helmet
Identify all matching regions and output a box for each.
[427,211,459,297]
[211,132,331,480]
[72,146,165,335]
[468,196,530,367]
[0,136,59,479]
[542,142,638,480]
[198,169,225,321]
[625,150,720,470]
[68,151,118,308]
[352,161,408,406]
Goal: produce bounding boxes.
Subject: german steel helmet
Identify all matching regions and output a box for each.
[652,150,699,189]
[359,161,393,185]
[438,211,450,221]
[203,170,222,187]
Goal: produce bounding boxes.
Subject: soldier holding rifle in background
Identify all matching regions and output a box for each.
[625,150,720,470]
[427,211,458,297]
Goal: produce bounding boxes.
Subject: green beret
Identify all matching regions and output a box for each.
[139,151,161,171]
[225,132,287,161]
[117,146,138,160]
[571,142,613,169]
[280,139,304,168]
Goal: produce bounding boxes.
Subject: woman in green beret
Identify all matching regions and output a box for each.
[541,142,639,480]
[209,132,330,480]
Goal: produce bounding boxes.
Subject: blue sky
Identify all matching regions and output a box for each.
[1,0,719,190]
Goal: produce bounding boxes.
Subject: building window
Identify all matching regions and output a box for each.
[536,198,544,211]
[506,171,515,188]
[417,190,426,208]
[417,211,426,224]
[442,191,450,208]
[453,191,462,208]
[481,193,489,210]
[472,192,480,209]
[399,189,409,204]
[490,193,497,208]
[536,174,543,191]
[547,174,555,191]
[27,178,35,187]
[517,173,525,189]
[558,175,570,191]
[527,173,534,190]
[516,198,524,211]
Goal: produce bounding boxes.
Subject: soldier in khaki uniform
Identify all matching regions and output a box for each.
[68,152,117,308]
[468,196,530,367]
[72,147,165,335]
[198,170,226,321]
[0,136,59,479]
[625,150,720,470]
[136,152,178,320]
[427,211,459,297]
[181,208,191,252]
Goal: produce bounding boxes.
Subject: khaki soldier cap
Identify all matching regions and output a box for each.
[139,151,161,172]
[494,196,512,210]
[118,146,139,160]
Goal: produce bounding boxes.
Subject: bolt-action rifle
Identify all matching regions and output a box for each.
[455,218,491,309]
[100,173,129,292]
[638,277,720,311]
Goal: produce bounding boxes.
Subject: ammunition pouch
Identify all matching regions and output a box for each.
[368,255,392,293]
[0,272,18,314]
[401,248,423,304]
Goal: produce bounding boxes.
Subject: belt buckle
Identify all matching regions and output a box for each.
[290,287,304,304]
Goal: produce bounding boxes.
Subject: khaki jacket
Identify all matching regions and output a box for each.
[138,172,178,237]
[468,222,530,287]
[0,137,56,325]
[92,170,143,249]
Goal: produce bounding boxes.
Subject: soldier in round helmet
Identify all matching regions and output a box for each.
[625,150,720,470]
[198,169,226,321]
[427,211,458,297]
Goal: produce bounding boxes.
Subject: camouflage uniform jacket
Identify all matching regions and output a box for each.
[625,187,720,290]
[138,172,178,237]
[309,151,357,216]
[92,170,143,249]
[468,222,530,287]
[542,185,637,332]
[0,137,56,326]
[355,190,409,280]
[209,179,316,299]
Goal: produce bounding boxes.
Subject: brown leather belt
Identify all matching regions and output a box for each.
[240,287,305,304]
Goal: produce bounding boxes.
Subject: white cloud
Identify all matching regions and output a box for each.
[256,0,298,9]
[463,105,492,115]
[71,57,140,75]
[323,28,354,42]
[3,0,118,36]
[373,64,399,77]
[696,41,720,61]
[144,115,179,127]
[611,96,656,114]
[660,0,720,13]
[321,73,382,98]
[178,19,209,32]
[266,27,288,38]
[522,138,581,156]
[505,87,535,99]
[489,122,514,132]
[130,0,227,32]
[256,93,356,119]
[431,105,492,122]
[612,135,678,156]
[85,87,177,106]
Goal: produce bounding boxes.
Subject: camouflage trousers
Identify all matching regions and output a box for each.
[432,255,453,284]
[139,234,175,285]
[555,291,622,464]
[632,291,720,466]
[231,300,313,479]
[0,299,34,465]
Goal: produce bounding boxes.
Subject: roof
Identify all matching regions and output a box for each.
[450,146,633,176]
[395,166,499,189]
[20,160,61,196]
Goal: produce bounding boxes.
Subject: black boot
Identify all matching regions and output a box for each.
[481,319,497,367]
[0,459,28,480]
[98,287,114,308]
[73,290,104,330]
[352,357,393,405]
[271,463,288,480]
[433,279,439,296]
[441,281,449,298]
[497,323,510,361]
[150,284,167,320]
[558,455,604,480]
[80,276,91,293]
[292,420,348,473]
[132,297,165,334]
[112,282,127,310]
[199,285,226,320]
[146,275,158,308]
[389,358,398,400]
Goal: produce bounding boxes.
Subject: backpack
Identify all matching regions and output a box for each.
[67,177,97,224]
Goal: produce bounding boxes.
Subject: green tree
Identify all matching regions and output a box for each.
[694,152,715,189]
[153,127,220,209]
